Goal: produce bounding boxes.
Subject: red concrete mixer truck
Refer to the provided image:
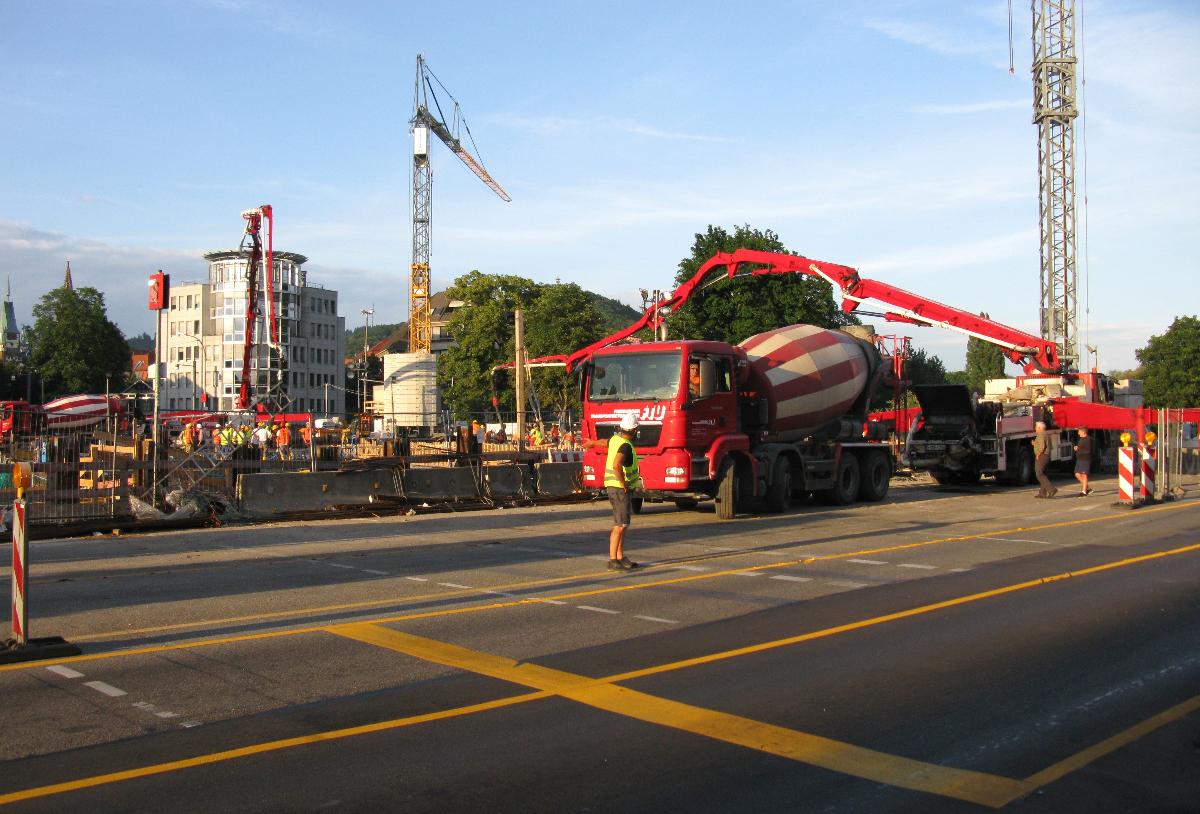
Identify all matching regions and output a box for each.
[507,249,1064,519]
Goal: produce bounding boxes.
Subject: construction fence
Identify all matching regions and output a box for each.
[0,406,585,532]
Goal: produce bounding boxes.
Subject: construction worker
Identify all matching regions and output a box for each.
[587,413,642,570]
[530,424,543,447]
[218,423,235,448]
[1032,420,1056,498]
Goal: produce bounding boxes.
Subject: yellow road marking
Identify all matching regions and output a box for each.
[3,540,1196,806]
[605,542,1200,684]
[1023,693,1200,790]
[5,500,1197,673]
[0,691,550,807]
[65,496,1200,644]
[330,624,1030,807]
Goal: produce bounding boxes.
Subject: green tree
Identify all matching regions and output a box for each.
[906,346,948,387]
[28,287,130,397]
[436,271,542,418]
[666,224,854,344]
[525,283,607,417]
[1136,315,1200,407]
[963,314,1006,396]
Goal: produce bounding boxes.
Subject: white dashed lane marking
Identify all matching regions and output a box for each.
[770,575,813,583]
[45,665,84,679]
[577,605,620,615]
[361,569,389,576]
[673,565,710,572]
[847,559,888,566]
[327,563,356,570]
[438,583,471,590]
[898,563,937,570]
[634,615,679,625]
[979,536,1056,546]
[84,681,127,698]
[732,571,765,577]
[826,580,869,589]
[404,576,428,582]
[46,659,202,729]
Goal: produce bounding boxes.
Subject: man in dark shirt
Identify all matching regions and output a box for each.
[1032,420,1056,498]
[1073,427,1093,496]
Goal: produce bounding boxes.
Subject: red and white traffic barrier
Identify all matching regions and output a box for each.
[1140,444,1156,501]
[1117,447,1135,503]
[547,449,583,463]
[10,498,26,646]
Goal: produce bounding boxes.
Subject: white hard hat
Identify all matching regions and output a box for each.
[619,414,639,432]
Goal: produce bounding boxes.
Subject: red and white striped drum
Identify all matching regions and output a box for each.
[739,324,876,441]
[42,394,123,429]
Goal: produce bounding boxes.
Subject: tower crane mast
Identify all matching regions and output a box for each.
[1031,0,1079,371]
[410,54,510,353]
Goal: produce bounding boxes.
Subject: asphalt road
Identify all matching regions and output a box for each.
[0,473,1197,812]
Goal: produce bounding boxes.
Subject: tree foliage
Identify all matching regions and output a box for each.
[963,314,1007,396]
[1135,315,1200,407]
[436,273,609,419]
[666,225,855,343]
[28,287,130,397]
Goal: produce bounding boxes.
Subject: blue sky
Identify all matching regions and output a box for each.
[1,0,1196,372]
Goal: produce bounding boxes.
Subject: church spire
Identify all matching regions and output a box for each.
[63,260,74,291]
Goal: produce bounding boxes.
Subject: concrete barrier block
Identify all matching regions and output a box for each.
[483,464,528,498]
[239,469,397,516]
[401,466,479,501]
[535,462,583,496]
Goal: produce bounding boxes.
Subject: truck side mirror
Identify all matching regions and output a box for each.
[575,363,591,403]
[699,359,718,399]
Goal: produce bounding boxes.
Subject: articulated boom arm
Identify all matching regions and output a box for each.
[236,204,274,411]
[524,249,1059,375]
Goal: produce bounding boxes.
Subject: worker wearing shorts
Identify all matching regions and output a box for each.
[602,414,642,570]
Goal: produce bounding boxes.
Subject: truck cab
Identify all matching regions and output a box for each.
[581,340,747,497]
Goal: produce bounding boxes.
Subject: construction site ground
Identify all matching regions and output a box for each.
[0,472,1196,812]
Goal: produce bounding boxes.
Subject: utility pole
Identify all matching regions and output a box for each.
[1032,0,1079,371]
[514,310,525,452]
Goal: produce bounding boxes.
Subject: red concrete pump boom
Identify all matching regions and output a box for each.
[237,205,274,411]
[517,249,1060,375]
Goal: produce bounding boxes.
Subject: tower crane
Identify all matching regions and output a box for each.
[410,54,510,353]
[1031,0,1079,371]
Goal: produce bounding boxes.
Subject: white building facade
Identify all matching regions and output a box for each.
[160,250,345,415]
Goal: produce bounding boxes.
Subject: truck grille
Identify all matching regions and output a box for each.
[593,423,662,447]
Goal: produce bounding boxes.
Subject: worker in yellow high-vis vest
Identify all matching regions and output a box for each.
[589,413,642,570]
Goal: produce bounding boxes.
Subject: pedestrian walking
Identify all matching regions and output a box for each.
[1032,420,1056,498]
[1073,427,1093,496]
[587,414,642,570]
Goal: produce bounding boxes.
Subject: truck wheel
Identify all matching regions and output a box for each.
[1016,447,1034,486]
[823,453,860,506]
[858,451,890,502]
[631,497,644,514]
[765,456,794,513]
[930,470,955,486]
[715,459,747,520]
[673,498,698,511]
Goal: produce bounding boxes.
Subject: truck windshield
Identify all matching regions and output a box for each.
[590,352,681,402]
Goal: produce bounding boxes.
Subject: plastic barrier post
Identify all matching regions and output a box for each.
[10,498,26,645]
[1,468,80,663]
[1140,444,1156,502]
[1117,447,1135,503]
